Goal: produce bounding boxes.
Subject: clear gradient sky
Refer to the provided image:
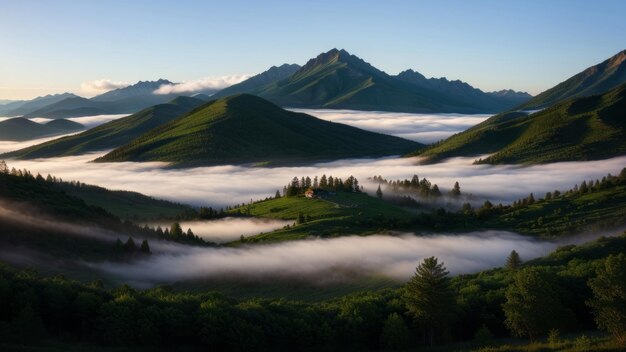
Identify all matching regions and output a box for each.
[1,0,625,100]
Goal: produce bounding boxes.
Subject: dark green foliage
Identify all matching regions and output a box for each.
[404,256,455,345]
[2,234,626,350]
[505,250,522,270]
[2,96,206,159]
[95,94,422,166]
[414,82,626,164]
[587,253,626,345]
[372,174,444,199]
[502,267,575,340]
[379,312,411,350]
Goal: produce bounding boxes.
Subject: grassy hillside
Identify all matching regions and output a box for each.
[95,94,422,166]
[413,82,626,164]
[2,96,206,159]
[229,191,415,242]
[0,117,84,141]
[484,171,626,237]
[518,49,626,110]
[53,181,193,220]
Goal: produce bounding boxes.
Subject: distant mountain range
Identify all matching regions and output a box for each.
[413,82,626,164]
[0,93,79,116]
[0,118,84,141]
[94,94,422,166]
[1,49,534,120]
[213,49,530,114]
[0,80,187,120]
[2,96,207,159]
[518,50,626,110]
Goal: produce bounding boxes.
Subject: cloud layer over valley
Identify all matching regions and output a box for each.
[291,109,490,143]
[96,231,596,286]
[4,154,625,208]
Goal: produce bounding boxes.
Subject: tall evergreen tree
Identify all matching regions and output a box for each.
[123,237,137,254]
[587,253,626,345]
[506,250,522,270]
[450,182,461,197]
[140,240,151,255]
[170,223,184,238]
[404,257,455,346]
[376,185,383,199]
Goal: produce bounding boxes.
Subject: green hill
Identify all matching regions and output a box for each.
[518,49,626,110]
[0,117,84,141]
[230,191,415,242]
[412,82,626,164]
[2,96,206,159]
[95,94,422,166]
[222,49,519,113]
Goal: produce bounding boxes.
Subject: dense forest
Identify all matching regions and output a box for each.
[1,234,625,351]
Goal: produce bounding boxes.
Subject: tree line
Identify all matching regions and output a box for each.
[1,234,625,350]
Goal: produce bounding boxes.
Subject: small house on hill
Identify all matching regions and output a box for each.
[305,188,335,199]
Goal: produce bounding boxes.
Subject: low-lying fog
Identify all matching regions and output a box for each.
[149,217,292,243]
[4,153,625,208]
[290,108,490,143]
[96,230,604,286]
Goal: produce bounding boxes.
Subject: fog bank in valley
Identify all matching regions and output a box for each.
[5,153,625,208]
[291,109,490,143]
[150,217,292,243]
[96,231,588,286]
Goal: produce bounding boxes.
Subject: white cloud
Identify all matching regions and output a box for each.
[3,153,625,209]
[80,79,130,95]
[148,217,292,243]
[153,74,252,95]
[291,109,490,144]
[95,230,610,286]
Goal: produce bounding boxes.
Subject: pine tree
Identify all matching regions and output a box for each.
[506,250,522,270]
[0,160,8,174]
[431,184,442,197]
[275,190,281,198]
[404,257,455,346]
[123,237,137,254]
[376,185,383,199]
[450,182,461,197]
[170,223,184,239]
[140,240,151,255]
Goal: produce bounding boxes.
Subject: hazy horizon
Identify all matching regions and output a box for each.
[2,0,625,100]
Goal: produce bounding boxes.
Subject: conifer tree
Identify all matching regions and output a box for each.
[140,240,151,255]
[506,250,522,270]
[450,182,461,197]
[404,257,455,346]
[376,185,383,199]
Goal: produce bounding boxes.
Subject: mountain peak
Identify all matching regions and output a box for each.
[606,49,626,70]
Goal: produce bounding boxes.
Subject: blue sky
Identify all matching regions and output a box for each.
[1,0,625,99]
